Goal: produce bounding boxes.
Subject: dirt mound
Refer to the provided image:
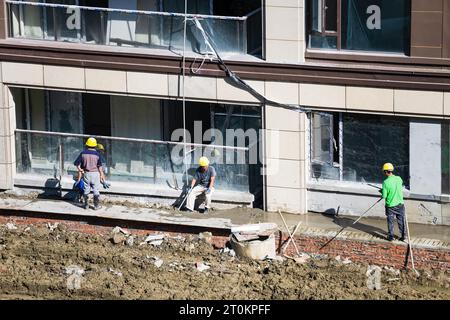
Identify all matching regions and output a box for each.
[0,223,448,300]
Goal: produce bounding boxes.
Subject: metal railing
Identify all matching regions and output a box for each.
[15,129,251,192]
[7,1,262,56]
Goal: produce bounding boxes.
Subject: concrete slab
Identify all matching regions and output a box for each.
[0,197,235,231]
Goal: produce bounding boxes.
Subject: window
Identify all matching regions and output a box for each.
[8,0,263,58]
[306,0,410,54]
[13,88,262,195]
[310,112,410,185]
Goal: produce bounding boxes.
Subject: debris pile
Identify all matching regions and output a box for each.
[140,234,165,246]
[0,223,448,299]
[229,223,278,261]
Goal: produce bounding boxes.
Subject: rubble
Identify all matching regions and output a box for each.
[171,235,186,242]
[0,223,448,299]
[65,265,85,291]
[108,268,123,277]
[265,255,285,262]
[383,266,401,276]
[386,278,400,282]
[198,232,213,244]
[154,258,164,268]
[111,226,130,236]
[140,234,165,246]
[342,258,352,265]
[293,253,311,264]
[195,262,210,272]
[111,226,131,245]
[112,233,127,245]
[366,265,382,290]
[230,233,276,261]
[46,222,59,232]
[5,223,17,230]
[126,236,134,247]
[65,265,85,276]
[219,247,236,257]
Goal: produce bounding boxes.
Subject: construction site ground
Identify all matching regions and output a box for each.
[0,223,449,300]
[0,193,449,300]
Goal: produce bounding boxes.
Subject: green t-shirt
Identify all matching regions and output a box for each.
[382,175,404,207]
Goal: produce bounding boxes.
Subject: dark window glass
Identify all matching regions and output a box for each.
[309,35,338,49]
[310,113,410,186]
[342,114,409,185]
[325,0,338,31]
[342,0,410,53]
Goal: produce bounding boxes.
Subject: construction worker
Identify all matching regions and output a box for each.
[96,143,111,189]
[97,144,106,169]
[74,137,106,210]
[185,156,216,214]
[381,163,406,242]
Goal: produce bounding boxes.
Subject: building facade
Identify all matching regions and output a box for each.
[0,0,449,226]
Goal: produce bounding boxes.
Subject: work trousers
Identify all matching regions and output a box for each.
[186,185,214,211]
[83,172,101,197]
[385,204,406,238]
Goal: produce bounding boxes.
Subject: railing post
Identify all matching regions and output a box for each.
[100,11,106,45]
[53,7,57,41]
[242,18,247,54]
[153,143,157,184]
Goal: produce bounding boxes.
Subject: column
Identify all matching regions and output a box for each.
[265,0,305,64]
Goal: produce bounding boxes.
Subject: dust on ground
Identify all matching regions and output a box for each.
[0,223,449,300]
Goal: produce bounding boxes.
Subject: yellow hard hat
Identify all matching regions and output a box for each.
[211,149,220,157]
[86,137,97,148]
[382,163,394,172]
[199,156,209,167]
[97,143,105,151]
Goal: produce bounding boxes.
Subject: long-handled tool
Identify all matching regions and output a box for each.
[281,221,302,254]
[404,211,420,276]
[177,187,193,211]
[320,198,383,250]
[278,210,301,256]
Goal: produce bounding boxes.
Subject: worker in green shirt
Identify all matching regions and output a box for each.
[381,163,406,242]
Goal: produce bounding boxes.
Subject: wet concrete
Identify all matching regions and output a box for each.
[186,207,450,243]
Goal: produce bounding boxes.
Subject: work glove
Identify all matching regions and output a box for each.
[205,188,212,195]
[102,180,111,189]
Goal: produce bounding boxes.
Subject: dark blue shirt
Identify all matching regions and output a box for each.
[74,149,103,172]
[194,166,216,188]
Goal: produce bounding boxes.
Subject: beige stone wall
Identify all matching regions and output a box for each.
[0,76,16,189]
[2,62,449,118]
[265,0,305,64]
[264,104,307,214]
[2,62,450,215]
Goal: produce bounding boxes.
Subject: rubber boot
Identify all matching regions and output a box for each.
[82,195,89,209]
[93,195,101,210]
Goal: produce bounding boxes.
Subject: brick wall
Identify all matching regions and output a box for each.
[0,212,448,270]
[278,232,450,271]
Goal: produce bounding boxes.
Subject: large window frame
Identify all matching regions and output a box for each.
[308,112,411,188]
[306,0,411,55]
[307,0,342,50]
